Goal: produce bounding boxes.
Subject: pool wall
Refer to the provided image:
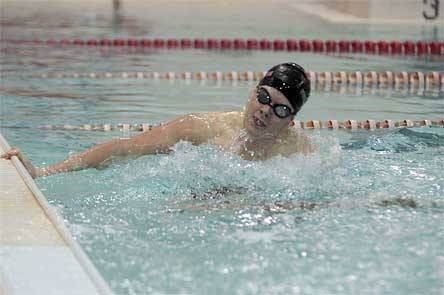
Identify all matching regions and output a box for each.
[298,0,444,25]
[0,134,114,295]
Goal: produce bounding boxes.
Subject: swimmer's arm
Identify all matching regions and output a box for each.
[1,114,208,178]
[113,113,209,156]
[42,114,209,176]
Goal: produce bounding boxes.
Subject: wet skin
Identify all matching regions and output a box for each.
[1,86,314,177]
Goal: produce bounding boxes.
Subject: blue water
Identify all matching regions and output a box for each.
[37,128,444,295]
[3,124,443,294]
[1,0,444,294]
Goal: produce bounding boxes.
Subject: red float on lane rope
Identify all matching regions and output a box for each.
[234,39,246,49]
[153,39,165,48]
[259,39,272,50]
[403,41,415,54]
[181,39,191,49]
[207,38,218,49]
[416,41,428,55]
[100,39,111,46]
[326,40,337,53]
[113,39,125,46]
[364,41,376,54]
[60,39,71,46]
[273,39,285,51]
[390,41,402,54]
[7,38,441,56]
[246,39,258,49]
[74,39,85,46]
[87,39,98,46]
[127,39,139,47]
[286,39,298,51]
[430,41,442,55]
[140,39,151,47]
[299,39,311,51]
[194,39,204,49]
[377,41,389,54]
[351,40,363,53]
[221,39,232,49]
[167,39,178,48]
[339,40,350,53]
[312,40,324,52]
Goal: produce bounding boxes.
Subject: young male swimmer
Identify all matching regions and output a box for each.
[1,63,315,178]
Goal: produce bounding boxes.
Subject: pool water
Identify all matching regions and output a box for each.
[1,0,443,294]
[29,128,444,294]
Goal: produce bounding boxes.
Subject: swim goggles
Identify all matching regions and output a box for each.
[256,87,296,119]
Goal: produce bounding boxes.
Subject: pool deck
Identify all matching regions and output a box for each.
[0,134,113,295]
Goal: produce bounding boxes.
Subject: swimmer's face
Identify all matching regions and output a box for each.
[243,85,295,138]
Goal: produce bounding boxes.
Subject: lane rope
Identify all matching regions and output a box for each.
[30,71,444,91]
[3,38,443,55]
[22,120,443,132]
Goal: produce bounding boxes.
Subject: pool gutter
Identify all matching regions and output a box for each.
[0,133,114,295]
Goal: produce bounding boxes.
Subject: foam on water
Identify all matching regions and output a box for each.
[37,127,444,295]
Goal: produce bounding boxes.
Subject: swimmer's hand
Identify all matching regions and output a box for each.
[1,147,41,178]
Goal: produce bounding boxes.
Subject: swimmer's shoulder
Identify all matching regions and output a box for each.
[189,111,243,128]
[296,130,318,154]
[272,128,318,157]
[175,111,242,141]
[220,111,244,126]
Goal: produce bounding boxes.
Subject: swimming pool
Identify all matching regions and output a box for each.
[1,0,444,294]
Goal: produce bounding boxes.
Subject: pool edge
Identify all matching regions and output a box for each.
[0,133,114,295]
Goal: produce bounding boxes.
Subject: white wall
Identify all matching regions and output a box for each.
[324,0,443,23]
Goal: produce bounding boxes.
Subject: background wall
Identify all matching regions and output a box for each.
[323,0,443,23]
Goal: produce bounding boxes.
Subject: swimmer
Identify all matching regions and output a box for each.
[1,62,315,178]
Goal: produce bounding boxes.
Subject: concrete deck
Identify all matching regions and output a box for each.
[0,134,113,295]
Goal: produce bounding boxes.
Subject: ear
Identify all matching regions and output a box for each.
[288,113,297,124]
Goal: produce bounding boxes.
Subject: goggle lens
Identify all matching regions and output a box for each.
[275,105,291,118]
[256,88,293,119]
[257,88,271,104]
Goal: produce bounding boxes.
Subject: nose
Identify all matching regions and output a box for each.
[259,104,272,118]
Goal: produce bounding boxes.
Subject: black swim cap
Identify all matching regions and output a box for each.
[258,63,310,113]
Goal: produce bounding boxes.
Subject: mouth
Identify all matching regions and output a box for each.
[253,116,267,129]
